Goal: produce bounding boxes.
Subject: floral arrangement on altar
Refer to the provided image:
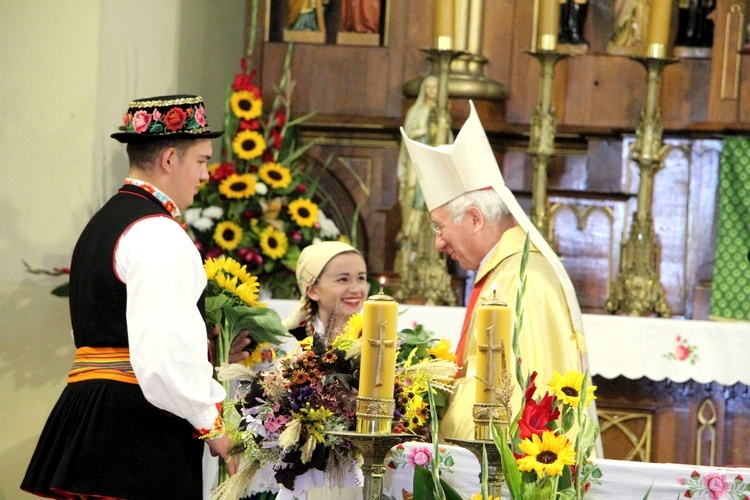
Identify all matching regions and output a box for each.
[489,368,601,499]
[184,23,349,300]
[487,235,602,500]
[210,314,458,499]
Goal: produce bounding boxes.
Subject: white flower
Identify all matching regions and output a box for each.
[242,414,268,438]
[312,237,323,244]
[255,182,268,195]
[183,207,202,225]
[202,205,224,219]
[318,210,341,239]
[191,217,216,232]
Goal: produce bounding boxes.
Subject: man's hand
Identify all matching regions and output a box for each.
[206,434,239,476]
[207,326,251,364]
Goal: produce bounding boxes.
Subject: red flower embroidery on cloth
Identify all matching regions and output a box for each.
[164,107,188,131]
[664,334,699,365]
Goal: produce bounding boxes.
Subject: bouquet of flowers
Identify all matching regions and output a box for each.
[185,10,347,299]
[203,256,289,370]
[210,314,458,499]
[487,235,602,500]
[490,369,601,499]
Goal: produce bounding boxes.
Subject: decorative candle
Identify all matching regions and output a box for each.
[474,288,511,404]
[359,278,398,401]
[646,0,673,57]
[434,0,454,49]
[537,0,559,51]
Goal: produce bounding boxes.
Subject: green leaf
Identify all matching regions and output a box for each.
[491,422,523,498]
[413,465,437,500]
[222,305,289,344]
[51,282,70,297]
[412,466,463,500]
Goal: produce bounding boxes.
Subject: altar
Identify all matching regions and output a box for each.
[266,299,750,468]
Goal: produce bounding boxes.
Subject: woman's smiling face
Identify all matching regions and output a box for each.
[307,251,368,327]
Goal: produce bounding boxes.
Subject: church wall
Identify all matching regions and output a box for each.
[0,1,246,497]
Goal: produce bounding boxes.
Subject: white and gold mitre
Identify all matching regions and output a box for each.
[399,101,502,212]
[399,100,585,336]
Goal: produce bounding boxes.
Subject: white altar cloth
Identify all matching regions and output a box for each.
[267,299,750,386]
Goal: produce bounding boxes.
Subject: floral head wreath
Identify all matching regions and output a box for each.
[111,94,223,143]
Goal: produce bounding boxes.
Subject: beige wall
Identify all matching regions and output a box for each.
[0,1,246,497]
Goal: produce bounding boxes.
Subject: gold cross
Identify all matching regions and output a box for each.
[368,320,395,387]
[478,324,506,394]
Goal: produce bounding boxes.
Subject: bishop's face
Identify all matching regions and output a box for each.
[430,204,484,272]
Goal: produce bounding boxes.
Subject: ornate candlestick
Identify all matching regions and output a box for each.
[606,53,676,317]
[446,437,504,498]
[527,49,568,242]
[328,430,418,500]
[422,47,465,146]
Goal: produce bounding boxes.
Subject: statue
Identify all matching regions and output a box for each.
[394,75,456,306]
[287,0,326,32]
[607,0,650,55]
[675,0,716,49]
[396,75,439,237]
[559,0,589,46]
[341,0,381,34]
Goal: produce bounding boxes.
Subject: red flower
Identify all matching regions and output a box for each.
[205,248,224,260]
[295,184,308,194]
[518,391,560,440]
[210,163,235,183]
[262,150,275,163]
[524,371,538,402]
[232,73,254,91]
[274,112,287,127]
[239,119,261,131]
[271,128,282,150]
[163,107,187,131]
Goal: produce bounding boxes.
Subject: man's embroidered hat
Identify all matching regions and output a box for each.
[111,94,223,143]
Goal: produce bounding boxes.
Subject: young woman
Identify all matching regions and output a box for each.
[283,241,369,343]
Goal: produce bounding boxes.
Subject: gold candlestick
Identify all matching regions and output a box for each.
[328,431,419,500]
[606,55,676,317]
[527,48,569,242]
[446,437,505,499]
[422,47,465,146]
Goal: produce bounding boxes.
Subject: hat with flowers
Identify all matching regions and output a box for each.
[111,94,223,143]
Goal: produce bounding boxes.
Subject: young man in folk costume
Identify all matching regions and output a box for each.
[400,102,601,454]
[22,95,238,499]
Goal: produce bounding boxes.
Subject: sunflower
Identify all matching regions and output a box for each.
[288,198,319,227]
[427,339,456,362]
[230,90,262,121]
[516,430,576,479]
[234,280,262,307]
[259,162,292,189]
[342,313,363,340]
[547,370,597,408]
[232,130,266,160]
[215,256,255,284]
[213,221,243,251]
[259,225,289,260]
[219,173,256,199]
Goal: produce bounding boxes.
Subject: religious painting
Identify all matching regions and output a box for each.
[266,0,390,46]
